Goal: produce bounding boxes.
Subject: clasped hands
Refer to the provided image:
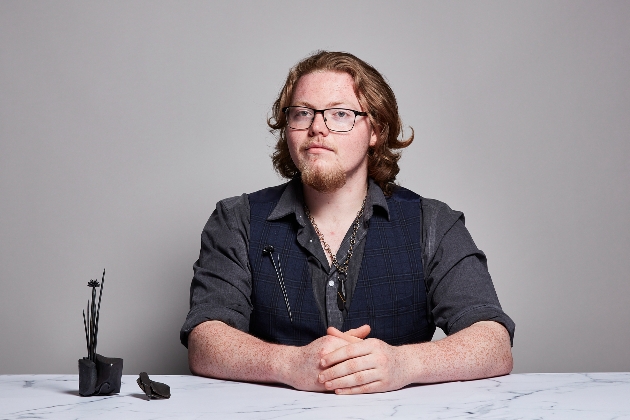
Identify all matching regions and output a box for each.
[290,324,408,395]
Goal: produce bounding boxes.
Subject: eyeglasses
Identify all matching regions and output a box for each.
[282,106,368,133]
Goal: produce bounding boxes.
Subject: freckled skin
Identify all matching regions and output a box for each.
[188,321,371,391]
[188,320,512,395]
[320,321,512,394]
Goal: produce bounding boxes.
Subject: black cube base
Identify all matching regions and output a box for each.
[78,354,123,396]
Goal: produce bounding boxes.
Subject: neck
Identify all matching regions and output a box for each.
[302,175,368,225]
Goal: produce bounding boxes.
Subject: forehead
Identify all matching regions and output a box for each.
[291,71,360,107]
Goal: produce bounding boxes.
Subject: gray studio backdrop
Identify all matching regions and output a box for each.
[1,1,629,375]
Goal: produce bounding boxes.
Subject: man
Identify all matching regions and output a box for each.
[180,51,515,394]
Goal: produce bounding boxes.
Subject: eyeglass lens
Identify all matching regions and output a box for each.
[286,107,357,132]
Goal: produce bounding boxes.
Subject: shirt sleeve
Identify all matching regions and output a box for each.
[179,194,252,348]
[422,199,516,345]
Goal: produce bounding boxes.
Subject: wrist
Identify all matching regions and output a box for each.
[269,344,297,386]
[397,342,433,385]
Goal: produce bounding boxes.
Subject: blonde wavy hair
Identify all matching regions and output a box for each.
[267,51,413,196]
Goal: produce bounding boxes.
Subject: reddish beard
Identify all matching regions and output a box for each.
[297,140,346,193]
[300,160,347,193]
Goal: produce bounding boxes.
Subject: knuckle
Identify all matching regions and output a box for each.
[321,344,330,354]
[354,371,365,384]
[358,383,371,394]
[345,344,357,358]
[318,340,332,355]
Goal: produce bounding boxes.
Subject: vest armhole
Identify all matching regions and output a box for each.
[419,198,433,325]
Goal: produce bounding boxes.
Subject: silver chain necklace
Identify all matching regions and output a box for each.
[304,194,367,311]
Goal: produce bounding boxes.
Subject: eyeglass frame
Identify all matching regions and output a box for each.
[282,106,368,133]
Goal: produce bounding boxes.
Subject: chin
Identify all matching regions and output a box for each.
[300,163,346,193]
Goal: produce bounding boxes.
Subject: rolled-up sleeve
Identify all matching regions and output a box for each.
[180,194,252,347]
[423,199,515,345]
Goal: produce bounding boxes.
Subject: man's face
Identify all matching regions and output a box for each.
[286,71,377,193]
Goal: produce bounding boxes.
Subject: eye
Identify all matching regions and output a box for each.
[290,107,313,119]
[330,109,353,120]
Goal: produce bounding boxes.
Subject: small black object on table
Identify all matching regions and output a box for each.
[137,372,171,400]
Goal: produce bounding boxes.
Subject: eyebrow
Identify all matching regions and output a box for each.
[294,101,359,109]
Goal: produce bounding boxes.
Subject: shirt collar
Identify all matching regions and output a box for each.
[267,177,390,223]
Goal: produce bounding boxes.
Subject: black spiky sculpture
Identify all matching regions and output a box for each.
[78,269,123,396]
[83,273,103,362]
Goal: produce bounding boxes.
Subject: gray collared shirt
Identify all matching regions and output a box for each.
[267,178,388,329]
[181,179,515,347]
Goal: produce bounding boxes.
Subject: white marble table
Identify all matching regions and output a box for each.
[1,373,629,419]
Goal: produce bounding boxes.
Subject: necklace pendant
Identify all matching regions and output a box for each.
[336,275,346,311]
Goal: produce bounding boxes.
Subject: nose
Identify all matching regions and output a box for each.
[308,110,330,137]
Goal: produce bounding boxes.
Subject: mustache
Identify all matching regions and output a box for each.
[301,138,337,152]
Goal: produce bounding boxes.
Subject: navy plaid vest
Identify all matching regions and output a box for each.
[248,183,434,346]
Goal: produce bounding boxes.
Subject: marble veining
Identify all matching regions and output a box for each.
[1,373,629,419]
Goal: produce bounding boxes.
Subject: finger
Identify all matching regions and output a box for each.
[319,334,356,356]
[334,380,384,395]
[320,340,372,368]
[326,325,371,340]
[319,353,377,383]
[344,325,371,339]
[322,368,380,391]
[326,327,363,343]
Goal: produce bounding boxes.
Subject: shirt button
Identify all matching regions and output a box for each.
[309,239,313,243]
[328,280,335,287]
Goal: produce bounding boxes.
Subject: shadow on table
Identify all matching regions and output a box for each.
[62,390,81,397]
[61,389,148,400]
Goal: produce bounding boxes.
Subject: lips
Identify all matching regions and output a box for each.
[306,145,332,152]
[303,140,335,153]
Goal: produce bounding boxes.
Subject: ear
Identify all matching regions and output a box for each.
[369,126,379,148]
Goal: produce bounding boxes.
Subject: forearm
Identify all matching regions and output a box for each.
[188,320,292,384]
[401,321,513,384]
